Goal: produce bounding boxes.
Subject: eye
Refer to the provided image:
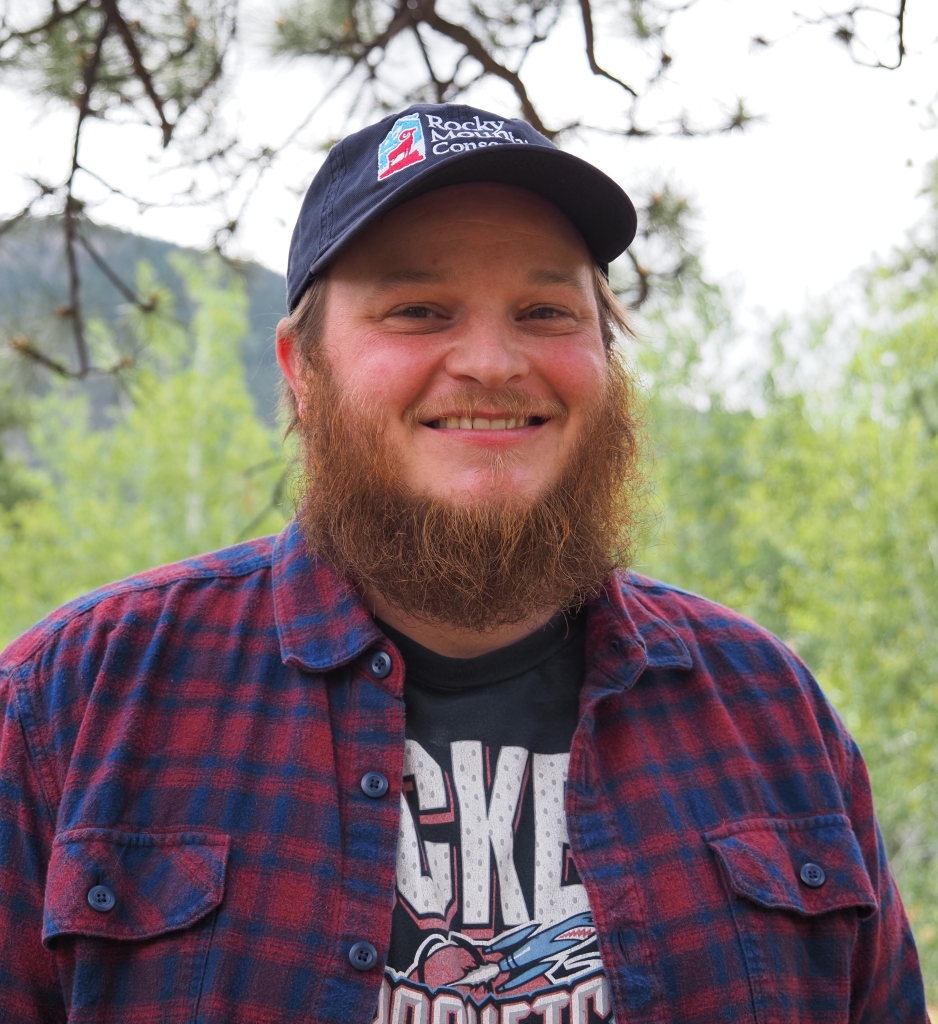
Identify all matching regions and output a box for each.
[524,306,565,320]
[394,305,438,318]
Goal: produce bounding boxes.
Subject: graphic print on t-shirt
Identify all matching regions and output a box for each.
[374,740,613,1024]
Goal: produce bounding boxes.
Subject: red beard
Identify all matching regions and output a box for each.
[295,353,646,632]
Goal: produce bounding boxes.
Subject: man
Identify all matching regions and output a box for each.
[0,103,928,1024]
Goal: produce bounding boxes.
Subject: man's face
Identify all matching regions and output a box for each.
[308,183,607,505]
[278,183,641,632]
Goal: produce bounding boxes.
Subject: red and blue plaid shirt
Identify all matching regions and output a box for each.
[0,520,928,1023]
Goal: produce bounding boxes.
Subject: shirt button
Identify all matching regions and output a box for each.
[349,941,378,971]
[800,862,826,888]
[87,884,116,913]
[361,771,390,798]
[369,651,393,679]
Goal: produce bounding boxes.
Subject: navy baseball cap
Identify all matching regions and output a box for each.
[286,102,637,311]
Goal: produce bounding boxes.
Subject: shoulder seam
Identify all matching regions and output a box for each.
[623,570,697,598]
[3,553,273,670]
[0,669,61,827]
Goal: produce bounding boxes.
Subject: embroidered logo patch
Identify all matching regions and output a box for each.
[377,114,426,181]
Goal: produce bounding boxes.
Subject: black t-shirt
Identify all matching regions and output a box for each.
[372,612,615,1024]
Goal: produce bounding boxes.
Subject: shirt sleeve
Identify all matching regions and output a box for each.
[835,721,929,1021]
[0,668,67,1023]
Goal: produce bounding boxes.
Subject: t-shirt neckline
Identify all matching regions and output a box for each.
[376,608,585,691]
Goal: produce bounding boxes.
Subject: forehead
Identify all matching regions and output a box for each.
[330,182,594,281]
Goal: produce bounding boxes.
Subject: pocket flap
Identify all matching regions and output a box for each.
[43,827,229,947]
[703,814,877,918]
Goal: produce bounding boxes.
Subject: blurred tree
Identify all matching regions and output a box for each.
[635,161,938,998]
[1,0,236,376]
[0,0,910,378]
[0,257,288,643]
[0,383,34,512]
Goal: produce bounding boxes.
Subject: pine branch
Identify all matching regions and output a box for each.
[8,336,73,377]
[415,0,551,136]
[0,0,94,52]
[577,0,638,96]
[74,229,158,311]
[62,10,111,378]
[98,0,174,146]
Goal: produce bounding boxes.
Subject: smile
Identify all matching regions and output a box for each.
[424,416,546,430]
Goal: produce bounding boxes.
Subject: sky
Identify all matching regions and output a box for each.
[1,0,936,326]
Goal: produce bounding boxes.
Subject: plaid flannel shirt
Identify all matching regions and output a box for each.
[0,519,928,1024]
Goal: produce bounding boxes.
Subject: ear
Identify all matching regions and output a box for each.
[276,318,305,418]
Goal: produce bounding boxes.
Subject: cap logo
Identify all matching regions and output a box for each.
[377,114,426,181]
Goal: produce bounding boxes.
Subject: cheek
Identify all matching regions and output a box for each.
[326,333,438,415]
[538,342,607,411]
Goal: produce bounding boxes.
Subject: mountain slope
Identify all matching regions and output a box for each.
[0,217,286,423]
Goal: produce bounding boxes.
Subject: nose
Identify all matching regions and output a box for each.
[443,315,529,390]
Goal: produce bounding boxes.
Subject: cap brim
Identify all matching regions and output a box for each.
[308,145,637,279]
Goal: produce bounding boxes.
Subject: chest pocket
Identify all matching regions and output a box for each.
[704,814,877,1024]
[43,827,229,1024]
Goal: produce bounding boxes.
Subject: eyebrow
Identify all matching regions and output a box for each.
[525,268,582,287]
[379,268,446,285]
[378,268,583,287]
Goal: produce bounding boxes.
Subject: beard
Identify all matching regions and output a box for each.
[294,353,645,634]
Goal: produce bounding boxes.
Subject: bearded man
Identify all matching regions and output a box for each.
[0,104,928,1024]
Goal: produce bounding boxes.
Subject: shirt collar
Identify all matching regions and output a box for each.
[271,519,692,678]
[618,573,694,671]
[582,571,693,693]
[272,519,383,673]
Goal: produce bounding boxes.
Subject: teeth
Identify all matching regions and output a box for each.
[428,416,542,429]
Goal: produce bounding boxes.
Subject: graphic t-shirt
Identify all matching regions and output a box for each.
[372,612,615,1024]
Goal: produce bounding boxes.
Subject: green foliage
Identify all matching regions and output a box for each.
[0,382,35,512]
[621,0,664,42]
[636,245,938,1000]
[0,258,289,645]
[612,181,704,305]
[271,0,380,59]
[1,0,234,124]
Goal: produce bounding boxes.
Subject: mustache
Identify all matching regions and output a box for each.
[405,387,568,429]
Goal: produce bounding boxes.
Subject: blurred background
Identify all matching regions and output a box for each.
[0,0,936,1002]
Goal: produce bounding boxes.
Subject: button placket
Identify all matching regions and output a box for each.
[360,652,394,800]
[342,648,399,991]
